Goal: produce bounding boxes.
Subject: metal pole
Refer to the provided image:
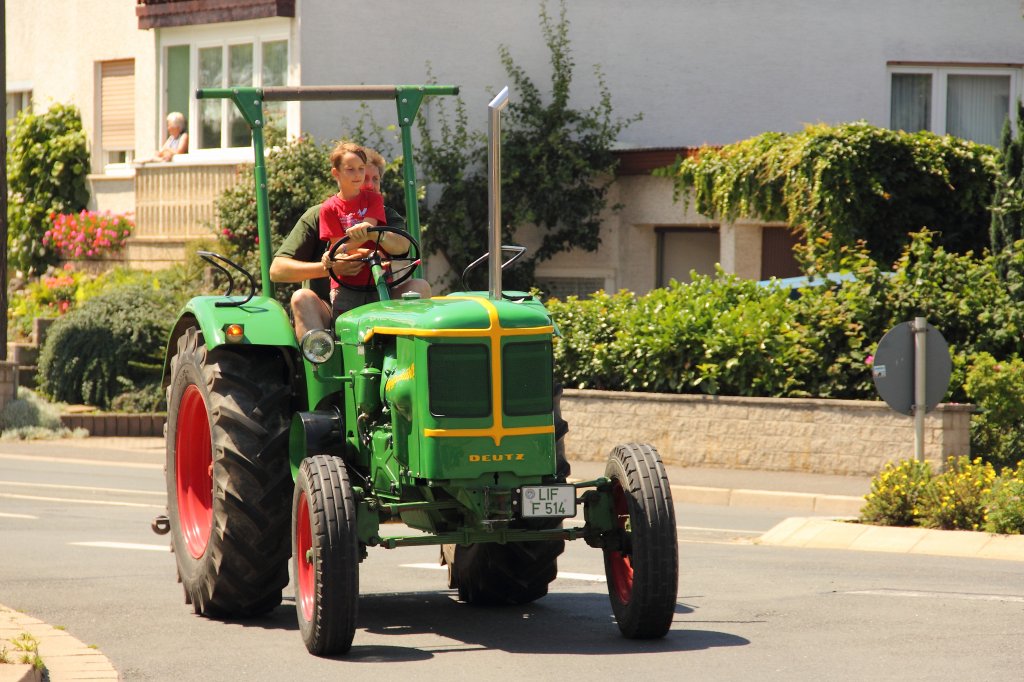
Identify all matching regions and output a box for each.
[1,0,9,361]
[913,316,927,462]
[487,87,509,300]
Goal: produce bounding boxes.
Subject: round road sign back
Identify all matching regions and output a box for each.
[871,320,952,416]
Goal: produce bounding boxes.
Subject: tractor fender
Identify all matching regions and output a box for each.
[162,295,299,387]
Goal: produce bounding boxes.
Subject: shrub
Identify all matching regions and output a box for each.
[860,459,933,527]
[983,467,1024,535]
[44,210,133,259]
[0,388,86,440]
[37,285,176,409]
[918,456,996,531]
[7,265,87,338]
[6,103,91,274]
[964,353,1024,471]
[215,134,334,259]
[110,382,166,413]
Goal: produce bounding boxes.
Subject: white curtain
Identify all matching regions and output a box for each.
[947,74,1010,147]
[890,74,932,132]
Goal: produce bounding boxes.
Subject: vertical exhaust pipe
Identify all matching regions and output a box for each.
[488,87,509,300]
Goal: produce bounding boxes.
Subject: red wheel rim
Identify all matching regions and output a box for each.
[175,385,213,559]
[608,479,634,604]
[296,490,315,622]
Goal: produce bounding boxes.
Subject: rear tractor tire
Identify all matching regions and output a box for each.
[602,443,678,639]
[165,326,292,617]
[442,534,564,606]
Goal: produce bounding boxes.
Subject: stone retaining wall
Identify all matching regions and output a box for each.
[560,389,972,476]
[60,413,166,437]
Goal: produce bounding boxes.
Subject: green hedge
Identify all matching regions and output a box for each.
[37,285,177,409]
[548,231,1024,468]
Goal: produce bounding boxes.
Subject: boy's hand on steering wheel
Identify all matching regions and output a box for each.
[345,221,374,243]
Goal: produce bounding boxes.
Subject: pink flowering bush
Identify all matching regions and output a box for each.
[7,264,87,338]
[43,210,134,260]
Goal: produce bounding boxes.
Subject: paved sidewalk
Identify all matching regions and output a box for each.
[569,457,1024,562]
[569,457,872,516]
[758,517,1024,562]
[0,605,117,682]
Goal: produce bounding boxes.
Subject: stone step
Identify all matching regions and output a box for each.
[16,365,36,389]
[7,342,38,366]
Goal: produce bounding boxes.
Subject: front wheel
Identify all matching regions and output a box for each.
[602,443,678,639]
[293,455,360,656]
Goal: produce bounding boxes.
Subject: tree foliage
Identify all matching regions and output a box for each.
[215,133,334,258]
[418,0,639,291]
[990,102,1024,266]
[659,122,998,272]
[6,103,90,274]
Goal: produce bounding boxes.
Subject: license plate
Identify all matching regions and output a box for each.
[519,485,576,518]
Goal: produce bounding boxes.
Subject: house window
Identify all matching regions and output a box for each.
[656,226,720,287]
[163,31,288,152]
[889,65,1017,147]
[100,60,136,166]
[5,89,31,122]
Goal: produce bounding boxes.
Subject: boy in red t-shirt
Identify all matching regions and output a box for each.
[319,141,387,291]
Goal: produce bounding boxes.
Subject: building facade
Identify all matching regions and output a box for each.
[6,0,1024,292]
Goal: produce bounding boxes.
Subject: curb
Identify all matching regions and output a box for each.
[757,517,1024,561]
[0,605,117,682]
[672,484,864,516]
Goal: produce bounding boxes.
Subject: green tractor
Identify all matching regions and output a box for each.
[158,84,678,655]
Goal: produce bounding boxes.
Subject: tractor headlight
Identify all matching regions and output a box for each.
[300,329,335,364]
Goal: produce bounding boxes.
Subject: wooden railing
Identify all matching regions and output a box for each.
[127,159,246,268]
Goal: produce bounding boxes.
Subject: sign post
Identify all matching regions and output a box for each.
[913,317,927,462]
[872,319,952,464]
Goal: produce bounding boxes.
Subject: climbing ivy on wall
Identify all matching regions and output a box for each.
[658,122,998,272]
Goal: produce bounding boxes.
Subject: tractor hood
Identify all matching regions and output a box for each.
[335,293,553,344]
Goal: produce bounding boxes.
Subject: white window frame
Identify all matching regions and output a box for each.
[888,63,1022,141]
[158,18,293,161]
[5,83,32,121]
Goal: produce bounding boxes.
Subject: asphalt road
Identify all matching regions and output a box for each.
[1,438,1022,681]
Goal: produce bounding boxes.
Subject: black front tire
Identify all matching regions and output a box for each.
[602,443,678,639]
[293,455,360,656]
[165,327,292,617]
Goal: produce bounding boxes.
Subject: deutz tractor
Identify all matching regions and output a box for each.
[157,83,678,655]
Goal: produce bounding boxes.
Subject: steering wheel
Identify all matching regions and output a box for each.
[326,226,421,293]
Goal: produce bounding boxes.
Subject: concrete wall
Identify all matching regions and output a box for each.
[561,389,973,476]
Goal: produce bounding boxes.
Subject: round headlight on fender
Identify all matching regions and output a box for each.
[300,328,335,364]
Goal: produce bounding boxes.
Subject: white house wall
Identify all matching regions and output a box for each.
[6,1,1024,290]
[5,0,157,174]
[296,0,1024,148]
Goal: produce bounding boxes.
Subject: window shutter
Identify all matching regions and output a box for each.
[101,60,135,151]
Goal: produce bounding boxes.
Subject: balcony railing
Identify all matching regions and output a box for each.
[128,158,246,269]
